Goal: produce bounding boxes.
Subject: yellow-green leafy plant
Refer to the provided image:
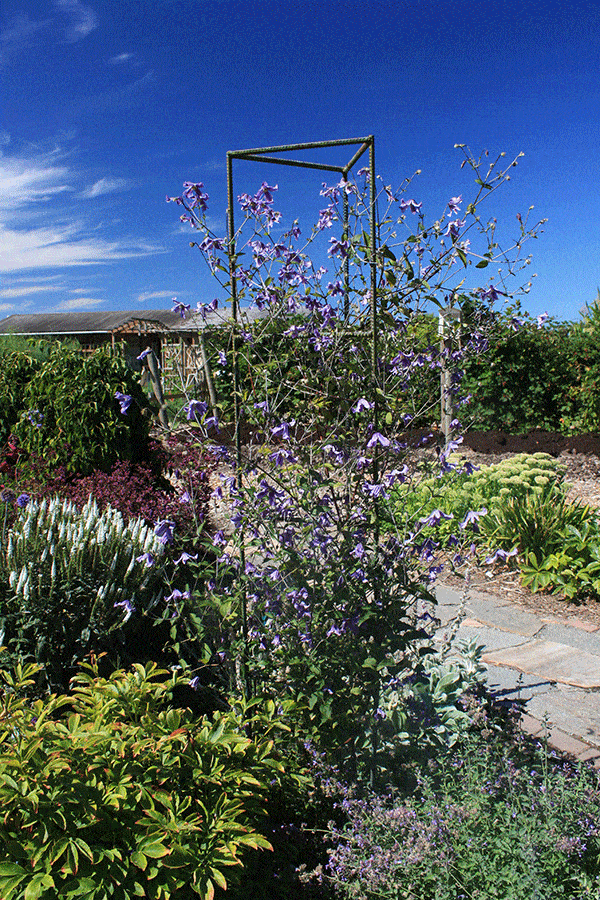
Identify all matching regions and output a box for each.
[0,660,285,900]
[392,452,565,547]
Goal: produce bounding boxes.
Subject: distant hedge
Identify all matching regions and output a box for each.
[462,305,600,434]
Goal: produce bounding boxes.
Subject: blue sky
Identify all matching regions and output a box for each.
[1,0,599,323]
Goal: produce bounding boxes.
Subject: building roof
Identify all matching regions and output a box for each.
[0,307,268,336]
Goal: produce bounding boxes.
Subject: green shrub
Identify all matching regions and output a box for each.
[0,660,285,900]
[0,350,42,446]
[462,312,577,432]
[0,496,166,691]
[460,305,600,435]
[12,343,151,475]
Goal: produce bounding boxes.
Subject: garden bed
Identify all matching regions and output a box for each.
[432,430,600,627]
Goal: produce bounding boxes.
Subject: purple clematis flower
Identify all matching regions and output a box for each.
[419,509,454,528]
[366,432,390,449]
[447,195,462,214]
[172,298,191,319]
[136,552,155,567]
[27,409,44,428]
[328,237,350,258]
[185,399,208,422]
[257,181,278,202]
[318,207,335,230]
[165,588,191,604]
[400,198,422,213]
[174,551,198,565]
[114,598,135,622]
[459,508,488,530]
[136,348,152,362]
[182,182,209,211]
[363,481,389,499]
[445,217,466,240]
[271,421,292,441]
[114,392,132,415]
[154,520,175,545]
[353,398,373,413]
[485,547,518,565]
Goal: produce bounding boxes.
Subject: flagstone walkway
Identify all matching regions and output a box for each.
[436,583,600,766]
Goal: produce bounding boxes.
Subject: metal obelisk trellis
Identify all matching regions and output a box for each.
[225,137,377,697]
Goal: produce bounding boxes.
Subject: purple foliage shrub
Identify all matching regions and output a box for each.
[0,435,217,542]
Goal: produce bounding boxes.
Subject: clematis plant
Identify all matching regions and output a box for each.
[168,145,545,780]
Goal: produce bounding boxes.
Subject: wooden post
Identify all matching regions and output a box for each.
[199,332,218,412]
[439,307,462,445]
[146,349,169,429]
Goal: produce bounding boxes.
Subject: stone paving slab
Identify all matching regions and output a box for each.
[435,582,600,754]
[482,639,600,689]
[444,622,532,653]
[536,621,600,656]
[484,662,555,698]
[465,593,544,637]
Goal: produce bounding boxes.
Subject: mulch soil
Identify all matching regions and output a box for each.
[401,427,600,458]
[460,429,600,458]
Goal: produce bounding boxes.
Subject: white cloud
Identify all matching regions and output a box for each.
[0,149,163,274]
[108,53,133,65]
[0,284,63,299]
[82,177,130,198]
[0,222,160,273]
[0,13,49,66]
[1,2,96,65]
[135,290,176,303]
[54,0,98,42]
[0,150,72,213]
[55,297,104,310]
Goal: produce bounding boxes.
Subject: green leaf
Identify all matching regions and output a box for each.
[475,259,489,268]
[0,864,28,878]
[141,842,169,859]
[0,875,29,900]
[131,851,148,870]
[25,873,55,900]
